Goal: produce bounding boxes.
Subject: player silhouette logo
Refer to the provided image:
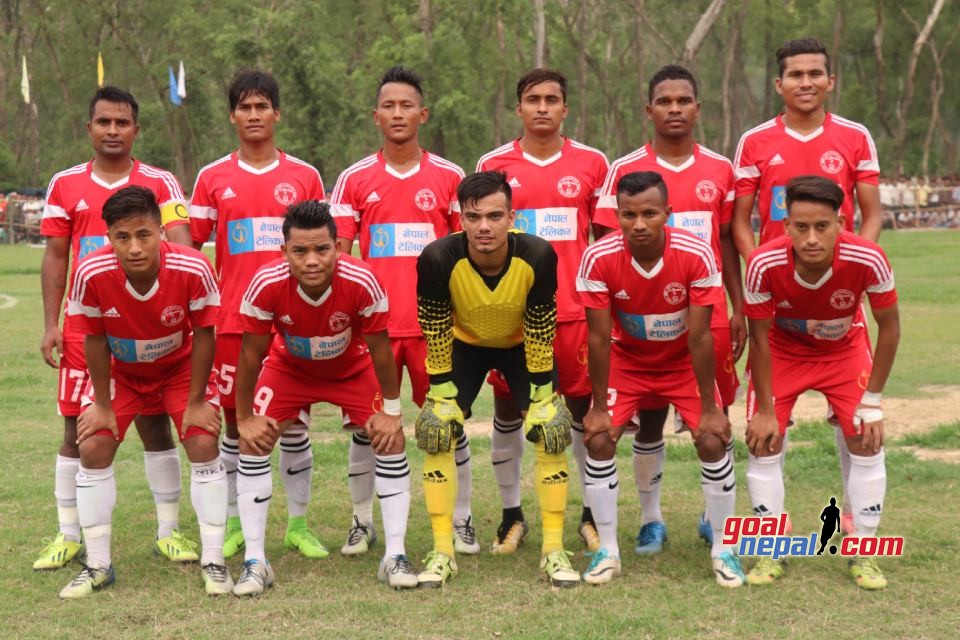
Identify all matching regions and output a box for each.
[817,497,842,555]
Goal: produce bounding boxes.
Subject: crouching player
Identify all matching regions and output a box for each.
[577,171,745,587]
[233,200,415,595]
[743,176,899,589]
[61,186,228,598]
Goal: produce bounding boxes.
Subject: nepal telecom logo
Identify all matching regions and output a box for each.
[723,497,904,560]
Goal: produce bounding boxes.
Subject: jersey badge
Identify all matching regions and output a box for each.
[830,289,856,310]
[415,189,437,211]
[274,182,298,206]
[696,180,718,203]
[819,151,844,175]
[663,282,687,305]
[329,311,350,332]
[160,305,185,327]
[557,176,581,199]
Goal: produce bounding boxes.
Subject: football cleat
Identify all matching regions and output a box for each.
[491,519,529,555]
[713,551,746,588]
[634,521,667,555]
[583,549,621,585]
[578,521,601,552]
[341,516,377,556]
[223,516,245,559]
[377,554,419,589]
[698,512,713,546]
[59,564,115,599]
[33,533,84,571]
[540,550,580,588]
[284,523,329,559]
[417,551,457,589]
[849,557,887,590]
[232,559,275,597]
[746,557,786,586]
[155,529,199,563]
[841,510,855,536]
[202,563,235,596]
[453,517,481,555]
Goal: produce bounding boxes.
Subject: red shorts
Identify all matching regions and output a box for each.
[712,327,740,408]
[254,358,382,429]
[58,339,89,417]
[213,333,242,412]
[488,320,590,399]
[606,359,717,430]
[746,347,873,438]
[81,359,220,442]
[392,336,428,407]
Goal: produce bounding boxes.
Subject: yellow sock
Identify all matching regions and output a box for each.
[422,451,457,557]
[534,441,569,555]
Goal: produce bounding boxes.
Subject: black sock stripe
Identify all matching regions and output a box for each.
[585,460,616,472]
[701,468,733,481]
[352,434,372,446]
[375,470,411,479]
[376,459,409,470]
[700,459,733,476]
[493,420,524,433]
[585,468,617,480]
[238,469,272,477]
[456,456,471,466]
[633,443,665,454]
[220,442,239,453]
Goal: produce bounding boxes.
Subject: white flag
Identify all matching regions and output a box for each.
[21,55,30,104]
[177,61,187,99]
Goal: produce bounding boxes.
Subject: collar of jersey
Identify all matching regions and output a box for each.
[779,113,829,143]
[297,283,333,306]
[236,155,281,175]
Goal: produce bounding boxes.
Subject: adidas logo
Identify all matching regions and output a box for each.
[753,504,770,515]
[508,177,521,188]
[542,470,569,485]
[76,199,89,211]
[776,300,793,308]
[423,470,447,483]
[279,314,294,325]
[860,504,882,515]
[769,153,785,166]
[103,307,120,318]
[650,472,662,485]
[614,289,630,300]
[222,187,237,200]
[366,191,381,203]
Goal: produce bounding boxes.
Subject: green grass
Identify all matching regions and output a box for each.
[894,423,960,450]
[1,232,958,639]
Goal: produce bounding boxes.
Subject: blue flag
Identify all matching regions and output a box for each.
[168,66,181,105]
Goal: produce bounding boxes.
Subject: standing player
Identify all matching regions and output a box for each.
[37,86,197,571]
[743,176,899,589]
[330,66,473,556]
[732,37,883,534]
[189,70,325,560]
[233,201,415,594]
[476,69,610,552]
[578,171,744,587]
[60,186,228,598]
[595,65,744,554]
[415,171,578,589]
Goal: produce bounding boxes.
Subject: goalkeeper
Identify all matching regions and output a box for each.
[414,170,577,589]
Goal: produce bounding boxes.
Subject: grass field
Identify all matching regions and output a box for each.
[0,231,958,639]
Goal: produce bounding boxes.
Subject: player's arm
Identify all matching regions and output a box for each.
[234,332,277,455]
[76,334,118,443]
[731,194,756,260]
[745,316,780,455]
[856,302,900,452]
[363,330,403,454]
[688,303,729,445]
[855,182,883,243]
[583,306,614,442]
[181,326,221,437]
[165,224,193,246]
[416,244,455,385]
[720,221,747,361]
[40,236,69,368]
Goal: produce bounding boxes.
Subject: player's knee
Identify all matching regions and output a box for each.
[586,433,616,460]
[182,432,219,463]
[845,436,883,458]
[78,436,118,469]
[694,432,726,460]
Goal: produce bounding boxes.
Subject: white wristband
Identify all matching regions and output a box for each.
[860,391,883,406]
[854,406,884,425]
[383,397,402,416]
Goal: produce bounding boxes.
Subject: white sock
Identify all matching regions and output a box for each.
[348,433,375,526]
[633,439,665,525]
[584,456,620,557]
[747,452,785,521]
[454,433,473,522]
[190,458,227,566]
[491,417,524,509]
[375,453,410,558]
[76,465,116,569]
[848,450,886,538]
[237,454,272,563]
[55,455,81,542]
[144,449,181,539]
[279,428,312,519]
[220,436,240,519]
[700,453,736,558]
[835,428,852,512]
[571,423,589,509]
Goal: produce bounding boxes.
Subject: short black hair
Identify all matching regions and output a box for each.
[282,200,337,241]
[89,86,139,123]
[458,171,512,210]
[616,171,669,207]
[377,65,424,103]
[786,175,844,212]
[102,186,160,227]
[648,64,699,103]
[776,37,831,77]
[228,70,280,111]
[516,68,567,103]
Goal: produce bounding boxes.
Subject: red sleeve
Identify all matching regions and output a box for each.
[307,167,326,202]
[854,129,880,185]
[66,273,105,336]
[238,277,277,335]
[188,171,217,245]
[733,132,760,198]
[718,163,736,226]
[593,164,620,230]
[743,254,775,319]
[687,251,724,308]
[40,174,71,237]
[863,249,897,309]
[330,169,359,242]
[447,172,463,232]
[155,170,190,229]
[575,250,610,309]
[356,274,390,334]
[187,253,221,328]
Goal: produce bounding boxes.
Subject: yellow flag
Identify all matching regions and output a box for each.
[21,55,30,104]
[97,51,104,87]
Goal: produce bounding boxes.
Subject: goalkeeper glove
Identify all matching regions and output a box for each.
[414,381,464,454]
[524,383,573,454]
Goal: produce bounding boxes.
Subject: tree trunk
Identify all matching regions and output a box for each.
[830,0,845,111]
[721,0,745,157]
[682,0,727,67]
[533,0,546,68]
[762,0,774,117]
[633,0,646,142]
[872,0,894,137]
[573,0,589,141]
[493,3,506,147]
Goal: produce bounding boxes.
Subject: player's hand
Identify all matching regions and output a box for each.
[414,382,464,454]
[40,325,63,369]
[730,311,747,362]
[524,389,573,454]
[365,411,404,455]
[696,405,732,448]
[854,402,884,452]
[182,400,221,438]
[582,404,615,445]
[237,414,280,456]
[745,410,781,456]
[76,403,119,443]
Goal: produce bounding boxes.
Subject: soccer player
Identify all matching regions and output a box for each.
[60,186,227,598]
[577,171,745,588]
[475,69,610,553]
[189,70,325,560]
[743,176,899,590]
[595,65,744,554]
[233,200,414,594]
[732,37,883,534]
[37,86,197,571]
[330,65,472,556]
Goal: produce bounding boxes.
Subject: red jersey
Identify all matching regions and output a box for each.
[476,137,609,322]
[66,242,220,378]
[744,231,896,361]
[734,113,880,245]
[188,151,325,334]
[577,227,723,372]
[239,254,389,380]
[330,150,463,337]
